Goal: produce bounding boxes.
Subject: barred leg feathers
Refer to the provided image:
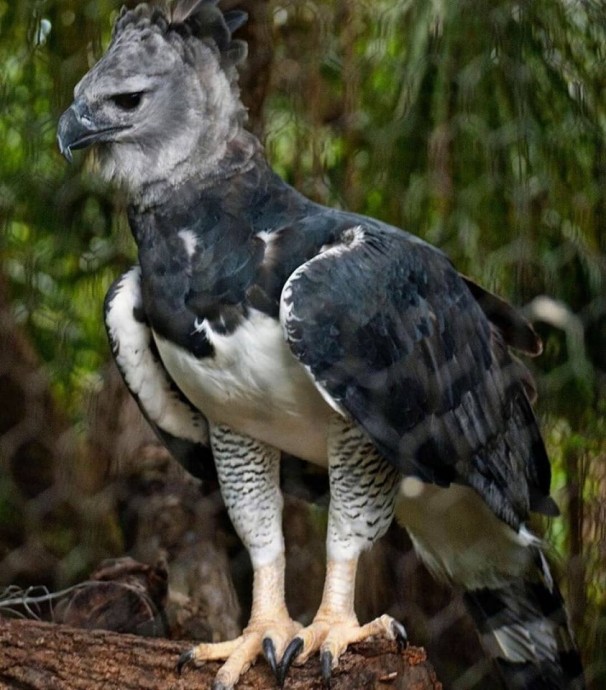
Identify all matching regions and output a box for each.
[279,416,406,684]
[178,425,301,689]
[395,483,585,690]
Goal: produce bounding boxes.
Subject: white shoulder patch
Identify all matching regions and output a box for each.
[105,266,208,445]
[178,229,198,258]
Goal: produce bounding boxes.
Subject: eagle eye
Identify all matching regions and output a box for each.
[111,92,144,110]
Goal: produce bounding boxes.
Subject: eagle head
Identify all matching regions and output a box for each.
[57,1,248,197]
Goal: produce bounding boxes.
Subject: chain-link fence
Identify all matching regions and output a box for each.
[1,1,605,688]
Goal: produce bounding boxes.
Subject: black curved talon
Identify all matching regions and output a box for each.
[211,681,229,690]
[320,650,333,688]
[177,648,195,675]
[391,620,408,652]
[263,637,279,680]
[278,637,304,687]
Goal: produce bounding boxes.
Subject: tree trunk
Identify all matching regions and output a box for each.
[0,616,441,690]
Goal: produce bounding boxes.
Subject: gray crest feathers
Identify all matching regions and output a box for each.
[110,2,248,69]
[171,1,248,67]
[171,0,218,25]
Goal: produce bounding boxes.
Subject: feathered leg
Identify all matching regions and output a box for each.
[179,424,300,689]
[280,416,405,685]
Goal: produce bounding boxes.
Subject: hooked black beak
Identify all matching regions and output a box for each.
[57,101,130,163]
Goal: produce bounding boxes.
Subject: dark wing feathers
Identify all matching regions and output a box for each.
[282,225,554,529]
[461,274,543,357]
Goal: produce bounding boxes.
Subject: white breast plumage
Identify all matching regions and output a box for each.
[152,309,333,465]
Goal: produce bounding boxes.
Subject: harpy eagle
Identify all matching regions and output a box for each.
[57,2,584,688]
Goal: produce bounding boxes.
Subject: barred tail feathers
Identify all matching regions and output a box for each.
[463,557,584,689]
[395,483,584,689]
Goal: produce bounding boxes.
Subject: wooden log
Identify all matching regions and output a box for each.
[0,616,441,690]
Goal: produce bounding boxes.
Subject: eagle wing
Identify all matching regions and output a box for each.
[280,222,554,529]
[104,266,213,480]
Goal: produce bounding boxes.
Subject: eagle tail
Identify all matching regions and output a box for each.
[396,485,584,689]
[462,550,584,690]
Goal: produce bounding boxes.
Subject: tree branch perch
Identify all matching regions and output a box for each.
[0,617,441,690]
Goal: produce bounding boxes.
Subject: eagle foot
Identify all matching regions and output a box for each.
[279,613,407,686]
[178,616,302,689]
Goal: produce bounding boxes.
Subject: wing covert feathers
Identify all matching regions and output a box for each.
[281,224,553,530]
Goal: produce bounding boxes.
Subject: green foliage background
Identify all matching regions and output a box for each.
[1,0,605,685]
